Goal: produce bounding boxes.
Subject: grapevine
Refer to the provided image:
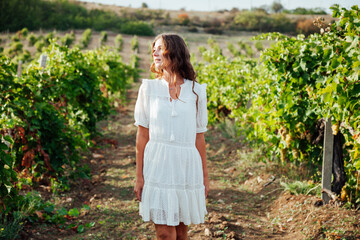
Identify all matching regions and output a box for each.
[196,5,360,204]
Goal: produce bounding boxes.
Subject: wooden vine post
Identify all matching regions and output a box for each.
[17,60,23,77]
[39,54,47,68]
[16,54,46,77]
[322,118,334,204]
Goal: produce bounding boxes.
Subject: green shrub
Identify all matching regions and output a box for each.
[0,135,18,210]
[11,49,32,65]
[234,10,295,32]
[6,42,23,56]
[34,38,46,52]
[131,35,139,51]
[271,13,296,33]
[284,7,327,15]
[195,5,360,206]
[0,41,137,238]
[234,10,271,31]
[131,52,140,69]
[227,42,240,57]
[254,41,263,51]
[81,28,92,48]
[45,31,55,44]
[237,41,253,57]
[21,28,29,37]
[11,34,20,42]
[207,38,215,47]
[1,42,136,178]
[1,0,155,36]
[115,34,123,51]
[100,31,108,46]
[130,53,140,81]
[204,27,223,35]
[27,33,37,46]
[61,33,75,47]
[195,43,256,122]
[0,192,42,239]
[188,26,198,32]
[120,21,154,36]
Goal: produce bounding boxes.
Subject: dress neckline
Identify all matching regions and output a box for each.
[160,78,188,101]
[160,78,188,88]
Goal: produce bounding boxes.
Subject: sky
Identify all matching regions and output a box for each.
[77,0,359,13]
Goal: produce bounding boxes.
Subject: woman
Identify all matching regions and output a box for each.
[134,33,209,239]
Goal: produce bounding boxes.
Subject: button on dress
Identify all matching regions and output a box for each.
[134,78,208,226]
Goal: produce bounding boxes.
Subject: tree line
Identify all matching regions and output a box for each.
[0,0,154,36]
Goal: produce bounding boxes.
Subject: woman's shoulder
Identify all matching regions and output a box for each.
[140,78,163,89]
[139,78,166,96]
[193,80,207,88]
[189,80,207,94]
[141,78,162,85]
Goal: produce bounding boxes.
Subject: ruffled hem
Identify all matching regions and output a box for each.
[139,184,207,226]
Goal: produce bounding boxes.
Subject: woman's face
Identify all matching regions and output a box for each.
[153,38,168,70]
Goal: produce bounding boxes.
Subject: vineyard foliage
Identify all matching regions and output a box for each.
[0,135,17,208]
[195,41,258,124]
[196,5,360,204]
[0,42,136,211]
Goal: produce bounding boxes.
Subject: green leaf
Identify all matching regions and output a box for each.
[300,60,306,71]
[86,222,95,228]
[3,135,13,144]
[68,208,79,217]
[0,143,8,151]
[4,184,12,194]
[346,36,359,52]
[77,224,85,233]
[331,57,340,69]
[81,204,90,211]
[2,153,12,166]
[354,159,360,170]
[44,205,55,213]
[57,207,68,216]
[323,92,332,104]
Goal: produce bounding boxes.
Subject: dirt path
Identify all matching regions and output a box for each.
[22,80,360,240]
[68,83,284,240]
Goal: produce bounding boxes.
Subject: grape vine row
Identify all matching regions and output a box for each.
[196,5,360,205]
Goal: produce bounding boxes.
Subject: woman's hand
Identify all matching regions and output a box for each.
[204,175,210,198]
[196,132,209,198]
[134,177,144,201]
[135,126,149,202]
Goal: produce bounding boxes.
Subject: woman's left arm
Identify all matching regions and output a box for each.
[196,132,209,198]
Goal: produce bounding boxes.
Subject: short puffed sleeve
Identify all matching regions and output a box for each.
[134,80,150,128]
[196,83,208,133]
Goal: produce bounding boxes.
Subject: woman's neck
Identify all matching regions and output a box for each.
[163,70,184,86]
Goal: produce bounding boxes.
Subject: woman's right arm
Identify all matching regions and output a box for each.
[134,125,149,201]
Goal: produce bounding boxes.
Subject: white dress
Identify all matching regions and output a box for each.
[134,78,208,226]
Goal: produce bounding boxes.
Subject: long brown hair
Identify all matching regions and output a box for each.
[150,33,199,108]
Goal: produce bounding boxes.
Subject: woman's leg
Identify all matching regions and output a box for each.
[175,223,188,240]
[155,224,176,240]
